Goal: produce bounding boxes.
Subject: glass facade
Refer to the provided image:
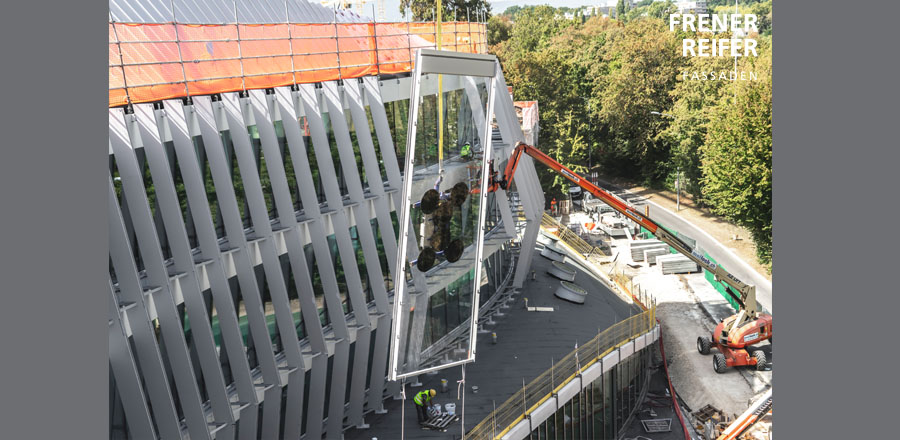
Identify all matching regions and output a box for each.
[109,78,528,440]
[529,345,654,440]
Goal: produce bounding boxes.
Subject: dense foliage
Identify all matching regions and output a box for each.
[399,0,492,21]
[493,1,773,266]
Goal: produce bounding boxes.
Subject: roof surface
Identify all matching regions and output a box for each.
[109,0,364,24]
[345,243,641,439]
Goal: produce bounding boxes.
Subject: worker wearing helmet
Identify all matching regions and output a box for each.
[460,142,472,160]
[414,388,437,425]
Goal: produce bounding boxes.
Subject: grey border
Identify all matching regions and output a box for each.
[0,1,107,439]
[777,0,899,438]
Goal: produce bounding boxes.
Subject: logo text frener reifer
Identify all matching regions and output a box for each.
[670,14,759,57]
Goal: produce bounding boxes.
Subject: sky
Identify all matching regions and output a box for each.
[340,1,621,22]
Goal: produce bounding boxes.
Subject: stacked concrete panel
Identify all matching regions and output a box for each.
[644,248,671,265]
[629,240,666,261]
[658,254,700,274]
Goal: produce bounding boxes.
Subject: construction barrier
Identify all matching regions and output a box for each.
[109,21,487,107]
[703,253,741,312]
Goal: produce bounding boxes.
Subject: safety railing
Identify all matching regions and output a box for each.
[540,212,601,258]
[109,20,487,107]
[466,304,657,440]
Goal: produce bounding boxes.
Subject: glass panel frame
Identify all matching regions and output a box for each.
[388,49,499,380]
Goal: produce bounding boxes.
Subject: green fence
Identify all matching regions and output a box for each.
[702,253,740,312]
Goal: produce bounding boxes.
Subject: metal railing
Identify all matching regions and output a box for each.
[466,304,657,440]
[541,212,602,258]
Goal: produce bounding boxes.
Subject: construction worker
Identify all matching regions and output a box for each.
[550,197,557,216]
[414,389,437,425]
[460,142,472,160]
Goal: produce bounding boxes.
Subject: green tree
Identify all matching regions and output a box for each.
[616,0,626,19]
[502,5,522,18]
[504,5,570,55]
[487,14,512,46]
[399,0,492,21]
[662,53,733,204]
[700,45,773,264]
[594,17,680,183]
[626,0,677,21]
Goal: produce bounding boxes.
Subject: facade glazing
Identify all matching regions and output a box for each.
[108,69,539,439]
[530,344,654,440]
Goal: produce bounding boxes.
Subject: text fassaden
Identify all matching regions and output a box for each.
[670,14,759,57]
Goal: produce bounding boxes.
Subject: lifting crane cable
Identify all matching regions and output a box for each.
[457,363,467,439]
[436,0,444,178]
[400,380,406,440]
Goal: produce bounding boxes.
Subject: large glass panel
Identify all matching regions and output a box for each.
[592,378,603,437]
[388,50,498,379]
[604,371,614,438]
[304,242,329,326]
[384,99,408,175]
[326,234,351,314]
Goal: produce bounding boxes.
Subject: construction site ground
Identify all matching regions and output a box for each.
[595,176,772,281]
[585,225,773,421]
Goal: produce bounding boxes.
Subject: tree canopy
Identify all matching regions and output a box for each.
[399,0,492,21]
[490,4,773,267]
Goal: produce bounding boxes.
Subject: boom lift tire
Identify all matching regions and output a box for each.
[697,336,711,355]
[713,353,727,374]
[753,350,767,371]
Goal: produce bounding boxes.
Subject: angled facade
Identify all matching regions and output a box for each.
[108,2,545,439]
[108,2,658,440]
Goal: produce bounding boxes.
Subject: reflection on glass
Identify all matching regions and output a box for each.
[391,65,495,378]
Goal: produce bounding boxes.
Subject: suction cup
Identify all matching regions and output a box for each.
[416,247,437,272]
[420,189,440,214]
[450,182,469,207]
[444,239,464,263]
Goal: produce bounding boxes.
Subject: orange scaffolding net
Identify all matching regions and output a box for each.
[109,21,487,107]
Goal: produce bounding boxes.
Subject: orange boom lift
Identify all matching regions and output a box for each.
[489,142,772,373]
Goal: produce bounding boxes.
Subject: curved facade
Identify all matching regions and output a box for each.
[526,343,655,440]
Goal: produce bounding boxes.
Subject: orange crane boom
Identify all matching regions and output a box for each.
[491,142,760,328]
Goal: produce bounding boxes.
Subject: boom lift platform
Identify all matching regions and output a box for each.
[486,142,772,373]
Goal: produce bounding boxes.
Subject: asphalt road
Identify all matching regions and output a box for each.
[594,182,773,314]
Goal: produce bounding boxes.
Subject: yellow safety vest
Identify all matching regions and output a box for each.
[414,390,432,406]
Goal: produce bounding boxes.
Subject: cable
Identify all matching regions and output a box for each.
[459,363,467,440]
[400,380,406,440]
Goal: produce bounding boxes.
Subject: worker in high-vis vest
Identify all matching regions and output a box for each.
[414,389,436,425]
[460,142,472,160]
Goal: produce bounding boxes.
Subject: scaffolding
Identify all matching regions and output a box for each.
[109,19,487,107]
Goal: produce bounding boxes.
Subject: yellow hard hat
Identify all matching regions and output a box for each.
[429,389,436,397]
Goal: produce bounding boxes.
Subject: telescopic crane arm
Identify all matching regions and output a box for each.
[490,142,759,327]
